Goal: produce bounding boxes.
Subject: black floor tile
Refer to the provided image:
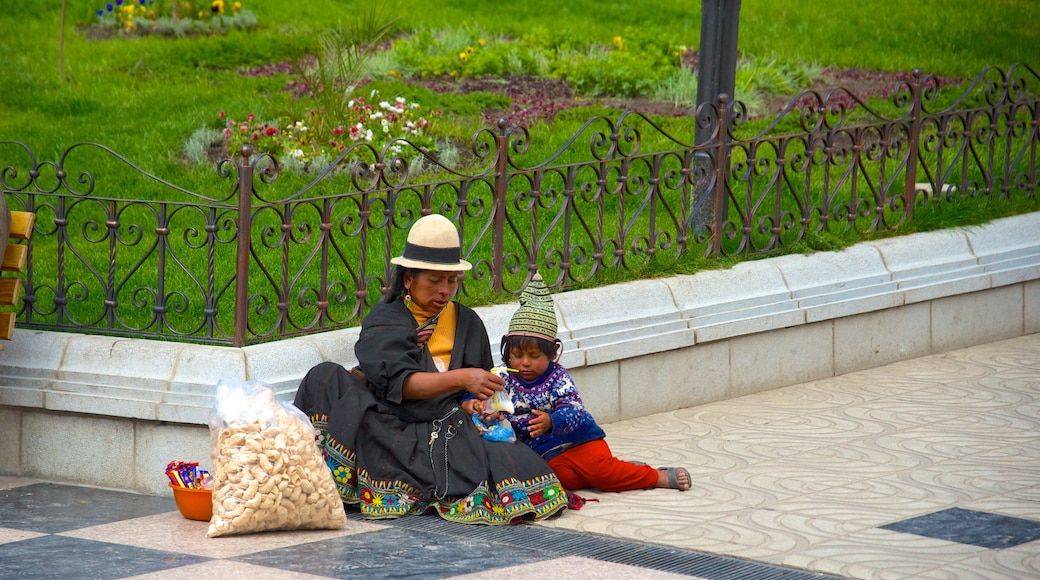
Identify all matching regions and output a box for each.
[0,483,174,534]
[382,512,841,579]
[235,526,550,579]
[880,507,1040,549]
[0,534,209,580]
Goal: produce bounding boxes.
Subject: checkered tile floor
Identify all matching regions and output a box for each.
[0,480,824,579]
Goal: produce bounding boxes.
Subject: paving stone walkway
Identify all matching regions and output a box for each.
[2,333,1038,579]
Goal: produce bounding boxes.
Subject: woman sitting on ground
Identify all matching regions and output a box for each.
[293,214,569,524]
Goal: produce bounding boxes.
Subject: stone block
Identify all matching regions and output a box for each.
[0,380,46,408]
[802,290,904,324]
[0,407,20,474]
[555,276,693,365]
[669,261,792,318]
[567,362,620,424]
[694,307,805,344]
[583,326,694,366]
[932,285,1023,352]
[157,403,212,426]
[728,323,834,399]
[618,341,729,419]
[1026,280,1040,335]
[776,245,891,298]
[134,422,211,495]
[869,229,975,275]
[308,326,362,366]
[833,303,931,375]
[169,344,247,395]
[0,329,68,373]
[669,261,803,343]
[23,412,134,488]
[244,339,324,397]
[58,335,181,383]
[45,388,158,421]
[964,212,1040,256]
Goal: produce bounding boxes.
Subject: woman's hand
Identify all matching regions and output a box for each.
[402,368,504,401]
[526,409,553,438]
[456,368,505,400]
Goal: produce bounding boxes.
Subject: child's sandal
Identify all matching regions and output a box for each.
[663,467,691,491]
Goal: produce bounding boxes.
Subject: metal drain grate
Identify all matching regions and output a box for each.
[383,515,839,579]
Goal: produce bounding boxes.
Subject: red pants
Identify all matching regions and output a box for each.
[547,439,658,492]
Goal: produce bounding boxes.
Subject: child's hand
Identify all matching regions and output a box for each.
[526,409,553,438]
[461,399,482,415]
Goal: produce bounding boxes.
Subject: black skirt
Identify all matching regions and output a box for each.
[294,361,569,524]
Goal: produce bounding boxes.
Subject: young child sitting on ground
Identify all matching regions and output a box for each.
[461,273,691,493]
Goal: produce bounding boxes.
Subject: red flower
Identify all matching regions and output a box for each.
[332,127,344,135]
[264,127,278,136]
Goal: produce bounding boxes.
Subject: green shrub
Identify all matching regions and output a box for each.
[551,35,675,98]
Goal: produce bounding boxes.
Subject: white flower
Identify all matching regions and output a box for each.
[395,96,406,104]
[290,149,304,159]
[370,112,384,120]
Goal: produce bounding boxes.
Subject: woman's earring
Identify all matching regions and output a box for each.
[404,291,412,306]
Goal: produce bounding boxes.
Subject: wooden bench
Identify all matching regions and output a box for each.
[0,209,34,349]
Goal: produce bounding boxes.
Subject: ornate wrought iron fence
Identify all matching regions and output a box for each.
[2,64,1037,346]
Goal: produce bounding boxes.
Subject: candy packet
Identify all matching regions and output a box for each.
[471,413,517,443]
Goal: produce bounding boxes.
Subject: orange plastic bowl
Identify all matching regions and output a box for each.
[169,483,213,521]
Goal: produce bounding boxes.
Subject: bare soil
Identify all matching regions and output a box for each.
[417,68,955,126]
[239,61,961,127]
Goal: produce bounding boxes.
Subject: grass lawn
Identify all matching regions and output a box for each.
[2,0,1036,169]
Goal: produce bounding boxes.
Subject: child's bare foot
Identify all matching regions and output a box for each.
[655,467,691,491]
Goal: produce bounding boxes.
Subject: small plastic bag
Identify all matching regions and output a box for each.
[471,413,517,443]
[483,390,515,415]
[486,367,517,414]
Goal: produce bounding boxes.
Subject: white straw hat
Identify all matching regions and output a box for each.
[389,214,472,271]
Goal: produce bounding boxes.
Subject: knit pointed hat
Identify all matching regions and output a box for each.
[505,273,558,342]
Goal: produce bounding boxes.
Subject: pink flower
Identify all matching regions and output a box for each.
[224,128,232,138]
[247,113,255,121]
[332,127,344,135]
[219,110,226,119]
[239,123,249,132]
